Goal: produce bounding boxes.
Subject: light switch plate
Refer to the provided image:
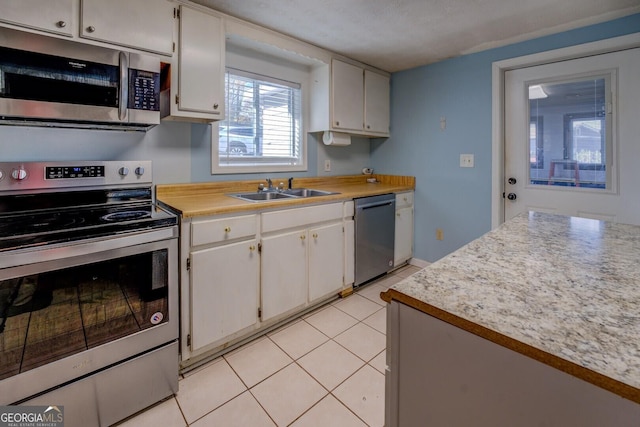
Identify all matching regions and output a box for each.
[460,154,474,168]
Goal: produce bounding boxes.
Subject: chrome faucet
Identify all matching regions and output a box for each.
[288,177,294,190]
[266,178,273,191]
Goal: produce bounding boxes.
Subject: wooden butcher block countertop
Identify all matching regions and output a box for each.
[156,175,415,218]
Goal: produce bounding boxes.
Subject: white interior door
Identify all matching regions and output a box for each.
[504,48,640,224]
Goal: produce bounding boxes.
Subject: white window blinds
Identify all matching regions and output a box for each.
[217,68,303,168]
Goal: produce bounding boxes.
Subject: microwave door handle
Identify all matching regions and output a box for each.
[119,51,128,121]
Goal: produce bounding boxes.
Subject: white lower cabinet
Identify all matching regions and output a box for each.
[260,230,308,322]
[261,203,346,322]
[181,201,355,368]
[189,238,259,352]
[308,222,345,302]
[188,215,260,352]
[394,191,414,267]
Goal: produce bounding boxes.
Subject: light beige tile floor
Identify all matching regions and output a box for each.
[115,264,422,427]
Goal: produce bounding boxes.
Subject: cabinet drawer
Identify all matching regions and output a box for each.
[262,203,343,233]
[191,214,257,246]
[396,191,414,209]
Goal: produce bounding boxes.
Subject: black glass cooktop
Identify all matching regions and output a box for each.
[0,188,176,251]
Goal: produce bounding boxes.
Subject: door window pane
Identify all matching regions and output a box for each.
[528,77,609,189]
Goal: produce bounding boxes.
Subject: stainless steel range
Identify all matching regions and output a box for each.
[0,161,178,427]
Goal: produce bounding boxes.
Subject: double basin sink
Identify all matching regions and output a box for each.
[229,188,339,202]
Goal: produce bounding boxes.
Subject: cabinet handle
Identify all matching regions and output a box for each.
[366,124,370,129]
[404,197,408,202]
[224,227,231,233]
[249,245,256,251]
[335,121,340,126]
[300,235,306,240]
[86,25,96,33]
[397,213,401,217]
[312,233,318,239]
[56,20,67,28]
[213,103,219,109]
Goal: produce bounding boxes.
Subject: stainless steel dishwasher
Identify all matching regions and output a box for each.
[354,193,396,286]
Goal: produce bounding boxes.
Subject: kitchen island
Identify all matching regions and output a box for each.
[381,212,640,426]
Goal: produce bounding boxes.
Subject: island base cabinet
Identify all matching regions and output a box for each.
[189,240,259,352]
[386,301,640,427]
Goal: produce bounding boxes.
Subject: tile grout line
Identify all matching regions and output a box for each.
[120,269,417,425]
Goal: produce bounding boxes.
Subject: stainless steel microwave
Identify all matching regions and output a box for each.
[0,27,160,131]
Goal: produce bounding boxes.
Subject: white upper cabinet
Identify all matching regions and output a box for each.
[0,0,175,54]
[80,0,174,55]
[364,69,391,134]
[311,58,390,137]
[162,5,225,122]
[0,0,74,36]
[332,59,365,132]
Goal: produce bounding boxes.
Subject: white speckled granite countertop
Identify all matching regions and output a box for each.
[381,212,640,403]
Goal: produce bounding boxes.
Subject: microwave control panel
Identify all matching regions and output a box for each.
[129,69,160,111]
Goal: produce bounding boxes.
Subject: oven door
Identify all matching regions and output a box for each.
[0,227,178,404]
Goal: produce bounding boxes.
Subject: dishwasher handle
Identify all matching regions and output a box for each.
[358,200,394,210]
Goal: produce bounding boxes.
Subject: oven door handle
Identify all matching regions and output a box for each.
[0,227,177,270]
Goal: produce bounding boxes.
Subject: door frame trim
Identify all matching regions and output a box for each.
[491,33,640,228]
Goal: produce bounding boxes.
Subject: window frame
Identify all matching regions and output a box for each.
[563,111,606,171]
[529,116,544,169]
[211,65,308,175]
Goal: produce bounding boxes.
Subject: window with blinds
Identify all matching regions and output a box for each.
[216,68,303,170]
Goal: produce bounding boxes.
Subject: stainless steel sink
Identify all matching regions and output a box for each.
[229,188,339,202]
[283,188,338,197]
[229,192,296,202]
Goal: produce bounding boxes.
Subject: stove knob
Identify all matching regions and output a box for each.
[119,166,130,177]
[11,168,27,181]
[135,166,145,176]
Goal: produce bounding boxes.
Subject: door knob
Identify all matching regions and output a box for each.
[507,193,517,201]
[508,177,517,185]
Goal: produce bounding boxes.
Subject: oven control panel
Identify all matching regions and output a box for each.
[0,161,153,192]
[46,166,106,179]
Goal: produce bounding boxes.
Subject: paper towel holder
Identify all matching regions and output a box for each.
[322,131,351,146]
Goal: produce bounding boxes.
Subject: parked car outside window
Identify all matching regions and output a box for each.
[219,125,256,156]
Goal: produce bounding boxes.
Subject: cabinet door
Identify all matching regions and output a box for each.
[394,207,414,266]
[190,240,259,351]
[0,0,73,36]
[331,59,364,131]
[308,223,344,302]
[261,230,307,322]
[177,5,224,116]
[80,0,174,55]
[364,70,390,135]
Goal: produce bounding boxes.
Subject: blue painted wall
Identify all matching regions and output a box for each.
[372,13,640,262]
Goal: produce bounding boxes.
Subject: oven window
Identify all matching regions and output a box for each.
[0,249,169,380]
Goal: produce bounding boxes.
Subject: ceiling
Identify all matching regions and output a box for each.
[190,0,640,73]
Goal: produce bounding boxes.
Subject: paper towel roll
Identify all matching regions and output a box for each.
[322,131,351,146]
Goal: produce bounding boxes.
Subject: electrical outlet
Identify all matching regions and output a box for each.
[324,159,331,172]
[436,228,444,241]
[460,154,474,168]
